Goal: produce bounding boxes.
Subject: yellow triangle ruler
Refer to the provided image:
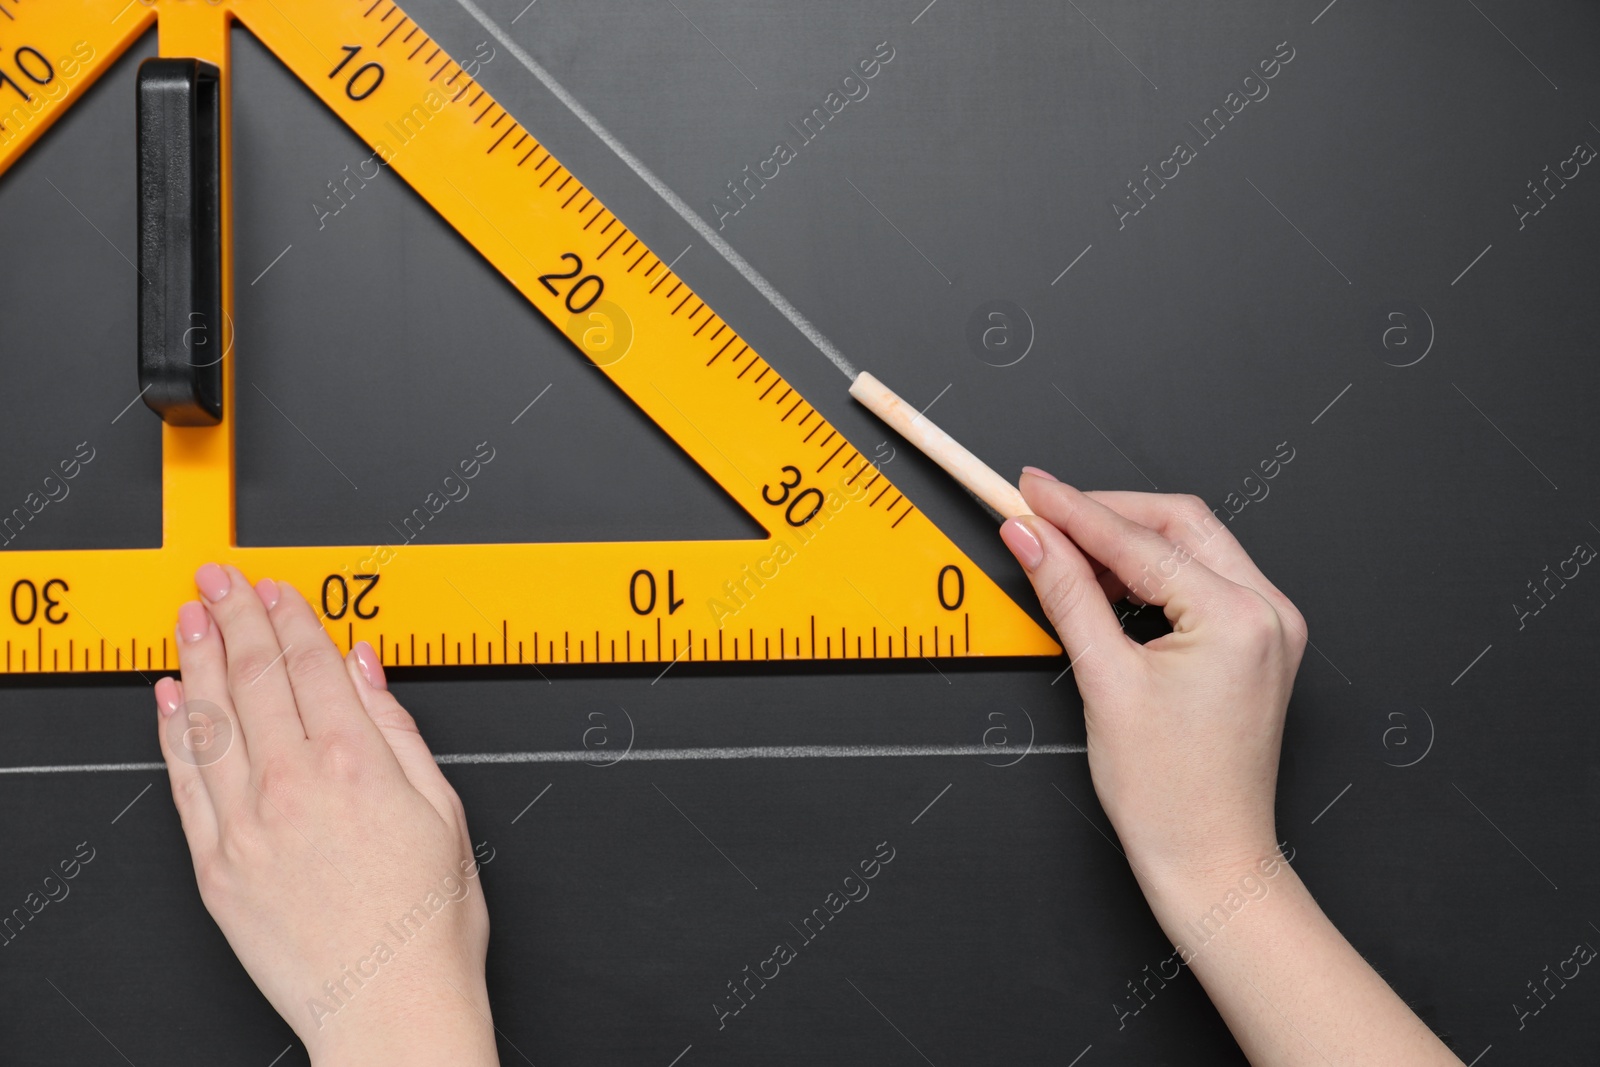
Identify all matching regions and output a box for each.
[0,0,1060,672]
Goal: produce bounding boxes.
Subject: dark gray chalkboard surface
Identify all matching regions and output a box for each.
[2,1,1598,1063]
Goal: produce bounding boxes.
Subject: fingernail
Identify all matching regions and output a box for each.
[177,600,210,643]
[1021,465,1058,482]
[353,640,387,691]
[255,578,279,611]
[194,563,230,602]
[154,676,183,718]
[1000,517,1045,570]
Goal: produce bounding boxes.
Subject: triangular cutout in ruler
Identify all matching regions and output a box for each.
[0,23,160,551]
[0,0,1060,672]
[227,24,766,548]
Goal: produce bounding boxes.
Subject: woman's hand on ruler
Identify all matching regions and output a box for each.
[153,565,499,1067]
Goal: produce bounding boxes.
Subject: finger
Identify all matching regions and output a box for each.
[154,675,218,853]
[344,643,462,822]
[1095,569,1130,604]
[1083,491,1300,622]
[195,563,305,755]
[1000,516,1134,677]
[170,599,250,818]
[1020,475,1236,631]
[261,579,389,747]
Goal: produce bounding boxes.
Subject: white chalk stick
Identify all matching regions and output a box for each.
[849,371,1033,520]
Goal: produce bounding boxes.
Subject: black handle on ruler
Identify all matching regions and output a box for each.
[137,58,223,426]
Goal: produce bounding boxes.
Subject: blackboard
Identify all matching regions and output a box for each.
[3,1,1598,1063]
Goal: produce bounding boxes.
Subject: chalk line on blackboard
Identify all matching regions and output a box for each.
[455,0,860,379]
[0,743,1087,776]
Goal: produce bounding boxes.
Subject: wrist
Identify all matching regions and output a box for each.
[1129,838,1300,952]
[307,978,499,1067]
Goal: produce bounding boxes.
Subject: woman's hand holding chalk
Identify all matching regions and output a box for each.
[848,371,1033,520]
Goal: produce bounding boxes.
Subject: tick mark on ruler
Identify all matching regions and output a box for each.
[378,18,408,47]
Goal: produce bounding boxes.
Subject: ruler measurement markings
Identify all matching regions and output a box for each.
[0,0,1052,672]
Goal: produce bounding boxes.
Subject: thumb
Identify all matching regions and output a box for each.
[1001,515,1131,683]
[344,642,463,822]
